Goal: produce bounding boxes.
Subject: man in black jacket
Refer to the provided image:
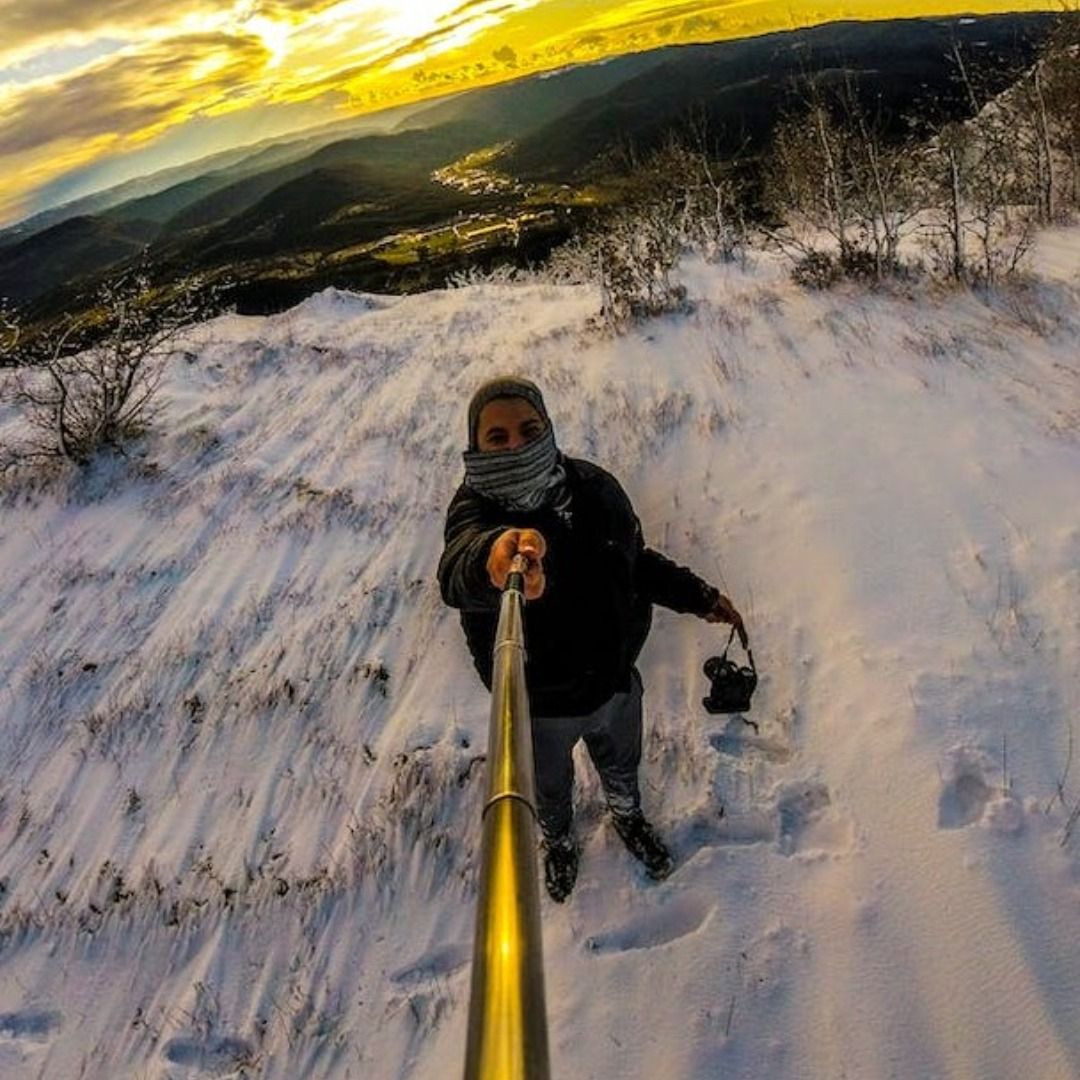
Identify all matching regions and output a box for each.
[438,376,745,901]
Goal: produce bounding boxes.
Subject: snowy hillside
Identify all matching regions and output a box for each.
[1,230,1079,1080]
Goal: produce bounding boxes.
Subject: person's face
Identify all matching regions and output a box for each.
[476,397,546,452]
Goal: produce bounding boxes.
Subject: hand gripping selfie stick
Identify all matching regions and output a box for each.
[464,554,551,1080]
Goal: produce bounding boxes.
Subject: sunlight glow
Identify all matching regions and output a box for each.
[384,11,508,73]
[0,0,1064,226]
[380,1,467,40]
[239,14,292,69]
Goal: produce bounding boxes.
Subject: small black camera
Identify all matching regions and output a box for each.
[702,632,757,714]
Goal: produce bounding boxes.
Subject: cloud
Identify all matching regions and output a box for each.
[0,1,489,193]
[3,0,204,52]
[445,0,522,18]
[0,0,342,61]
[3,0,959,226]
[313,0,541,99]
[301,20,463,93]
[0,33,271,157]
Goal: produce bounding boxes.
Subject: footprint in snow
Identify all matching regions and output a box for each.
[709,714,794,764]
[939,766,992,828]
[162,1034,256,1072]
[384,946,464,1045]
[710,729,794,764]
[777,782,857,858]
[0,1011,63,1072]
[682,806,777,848]
[389,941,472,988]
[938,747,1024,834]
[0,1010,63,1042]
[584,893,713,954]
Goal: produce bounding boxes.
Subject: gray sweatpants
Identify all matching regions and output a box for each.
[531,668,644,840]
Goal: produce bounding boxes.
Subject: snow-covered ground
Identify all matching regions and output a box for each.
[1,229,1079,1080]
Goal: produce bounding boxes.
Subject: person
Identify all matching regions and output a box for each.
[438,376,746,902]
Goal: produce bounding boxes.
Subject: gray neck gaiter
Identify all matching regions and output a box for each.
[462,426,567,512]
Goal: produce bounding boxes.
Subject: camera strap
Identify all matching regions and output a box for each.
[721,625,756,674]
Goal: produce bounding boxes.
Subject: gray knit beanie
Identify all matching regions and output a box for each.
[466,376,551,450]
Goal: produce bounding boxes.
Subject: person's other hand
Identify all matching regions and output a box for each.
[704,593,748,647]
[487,528,547,599]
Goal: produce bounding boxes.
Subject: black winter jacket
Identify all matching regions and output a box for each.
[438,456,719,717]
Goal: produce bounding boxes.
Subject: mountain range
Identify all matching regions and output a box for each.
[0,13,1055,324]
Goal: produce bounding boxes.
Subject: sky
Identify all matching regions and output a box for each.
[0,0,1062,226]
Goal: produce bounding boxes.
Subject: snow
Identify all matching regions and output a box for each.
[1,228,1079,1079]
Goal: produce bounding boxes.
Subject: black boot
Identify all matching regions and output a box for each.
[611,811,673,881]
[542,834,579,903]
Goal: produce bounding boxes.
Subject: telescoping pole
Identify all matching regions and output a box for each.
[463,555,551,1080]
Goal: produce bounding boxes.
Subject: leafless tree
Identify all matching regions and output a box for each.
[0,303,18,364]
[923,106,1040,285]
[845,93,923,276]
[766,96,858,265]
[1023,11,1080,218]
[924,120,971,283]
[764,69,923,286]
[595,199,688,330]
[545,131,746,329]
[2,267,213,469]
[656,118,750,264]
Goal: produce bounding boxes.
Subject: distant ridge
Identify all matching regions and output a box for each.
[0,13,1056,322]
[0,53,667,247]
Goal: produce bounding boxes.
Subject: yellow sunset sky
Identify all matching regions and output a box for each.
[0,1,1061,225]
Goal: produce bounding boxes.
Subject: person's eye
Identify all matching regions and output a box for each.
[522,424,543,441]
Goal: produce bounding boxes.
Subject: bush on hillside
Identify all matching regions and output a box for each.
[541,133,748,330]
[1,268,216,470]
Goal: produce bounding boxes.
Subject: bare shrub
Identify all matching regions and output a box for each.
[0,303,17,365]
[791,251,842,290]
[765,73,922,286]
[2,268,216,469]
[649,125,750,265]
[447,262,521,288]
[537,199,688,331]
[596,202,689,329]
[1028,19,1080,218]
[921,106,1040,287]
[541,133,749,330]
[541,233,600,287]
